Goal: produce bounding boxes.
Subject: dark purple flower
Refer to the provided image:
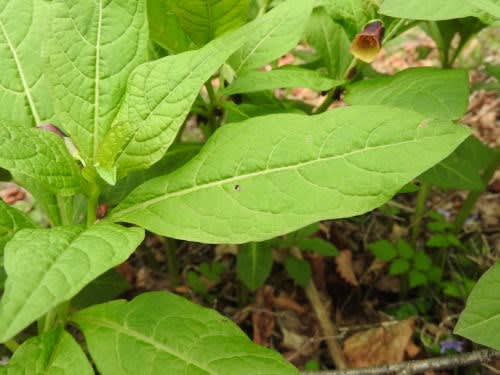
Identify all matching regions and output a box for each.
[351,20,385,63]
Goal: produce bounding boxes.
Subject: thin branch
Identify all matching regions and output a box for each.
[301,349,500,375]
[291,247,347,369]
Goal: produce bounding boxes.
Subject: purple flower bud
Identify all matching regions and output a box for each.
[440,339,464,353]
[37,124,67,138]
[350,20,385,63]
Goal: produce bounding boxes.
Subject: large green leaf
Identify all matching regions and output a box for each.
[236,242,273,290]
[0,126,82,195]
[171,0,250,46]
[5,327,94,375]
[99,0,311,178]
[0,0,53,127]
[147,0,194,53]
[222,67,343,95]
[0,201,35,254]
[228,0,313,73]
[455,262,500,349]
[0,223,144,342]
[72,291,299,375]
[109,106,469,244]
[45,0,149,164]
[304,7,352,80]
[379,0,479,20]
[420,136,497,191]
[344,68,469,120]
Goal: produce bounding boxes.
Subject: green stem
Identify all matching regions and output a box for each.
[454,152,500,231]
[86,186,100,227]
[257,0,271,17]
[204,81,218,132]
[411,182,431,246]
[165,238,180,287]
[426,21,449,68]
[56,194,73,226]
[4,339,19,353]
[383,18,406,43]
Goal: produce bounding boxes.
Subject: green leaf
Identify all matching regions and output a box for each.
[396,240,414,260]
[284,256,311,287]
[102,143,202,206]
[45,0,149,164]
[101,3,306,177]
[413,251,433,271]
[222,67,344,95]
[147,0,195,53]
[345,68,469,120]
[0,223,144,342]
[304,7,352,79]
[318,0,379,38]
[72,269,130,309]
[109,106,469,243]
[0,126,82,195]
[0,0,53,127]
[5,327,94,375]
[0,201,36,254]
[455,262,500,349]
[380,0,479,20]
[468,0,500,19]
[298,238,339,256]
[236,242,273,290]
[72,291,300,375]
[389,258,410,275]
[369,240,397,261]
[223,102,306,123]
[171,0,250,46]
[228,0,313,73]
[420,137,497,191]
[409,270,428,288]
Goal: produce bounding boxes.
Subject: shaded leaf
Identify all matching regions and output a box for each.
[345,68,469,120]
[369,240,397,261]
[284,256,311,287]
[222,67,343,95]
[389,259,410,275]
[299,237,339,256]
[420,136,498,191]
[380,0,479,20]
[236,242,273,290]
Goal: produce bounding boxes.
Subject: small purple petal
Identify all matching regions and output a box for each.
[440,339,464,353]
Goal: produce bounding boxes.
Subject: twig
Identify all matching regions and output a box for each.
[301,349,500,375]
[291,247,347,369]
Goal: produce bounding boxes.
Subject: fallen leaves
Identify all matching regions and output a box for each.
[336,250,359,286]
[343,319,416,368]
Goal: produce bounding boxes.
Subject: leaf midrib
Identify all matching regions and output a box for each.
[93,0,103,161]
[0,17,41,125]
[74,316,222,375]
[112,136,433,219]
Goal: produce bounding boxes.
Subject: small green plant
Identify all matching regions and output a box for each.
[369,239,441,288]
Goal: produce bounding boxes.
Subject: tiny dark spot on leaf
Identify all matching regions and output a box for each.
[234,184,241,192]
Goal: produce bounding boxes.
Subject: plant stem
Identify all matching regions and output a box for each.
[426,21,449,68]
[454,152,500,231]
[316,87,343,114]
[383,18,406,43]
[86,185,100,227]
[301,349,500,375]
[258,0,271,17]
[291,247,347,370]
[204,80,219,131]
[411,182,431,246]
[4,339,19,353]
[165,238,180,287]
